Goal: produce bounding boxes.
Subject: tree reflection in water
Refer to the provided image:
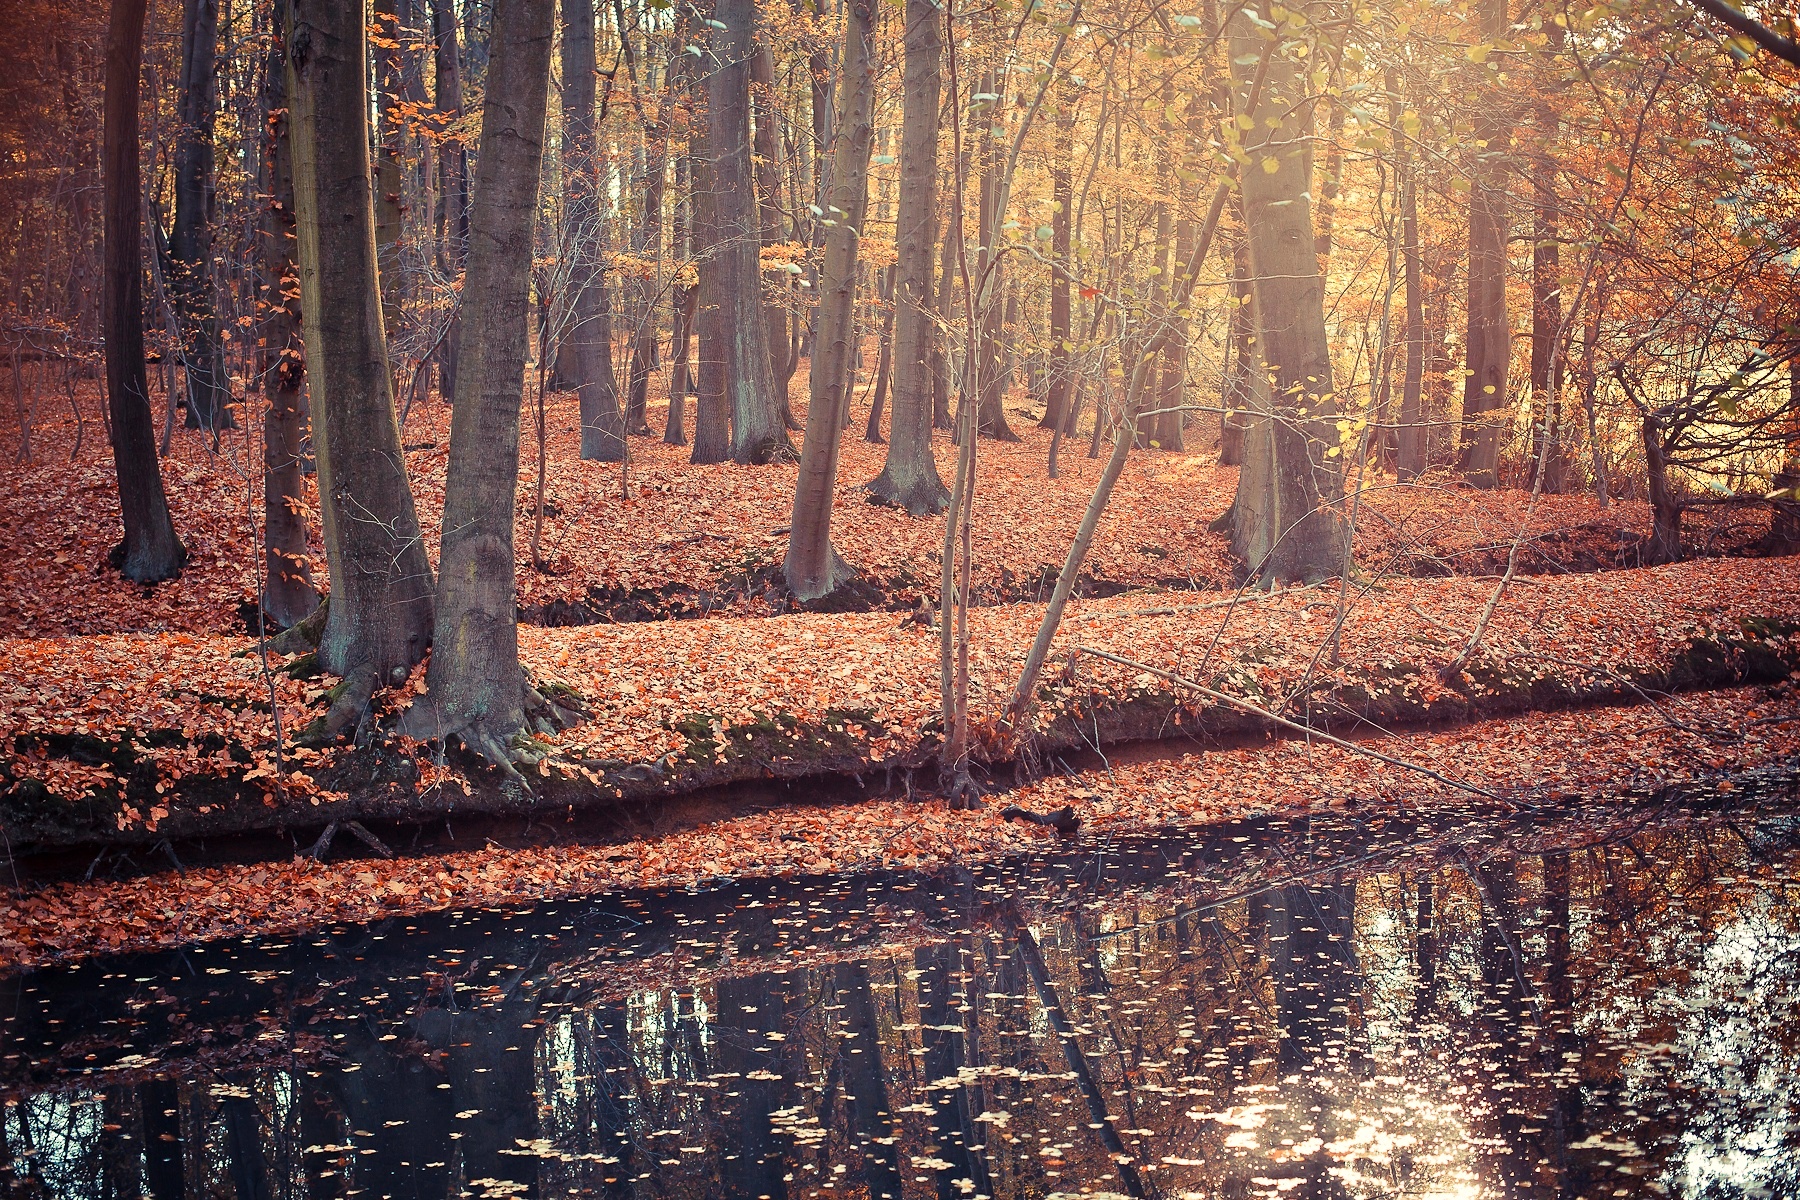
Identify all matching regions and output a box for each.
[4,780,1799,1200]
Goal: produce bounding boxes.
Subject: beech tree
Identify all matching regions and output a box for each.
[168,0,230,433]
[102,0,185,584]
[865,0,950,515]
[1226,1,1346,583]
[284,0,435,707]
[1456,0,1512,487]
[407,0,580,768]
[784,0,878,601]
[565,0,627,462]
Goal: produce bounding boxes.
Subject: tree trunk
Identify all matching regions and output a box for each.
[1457,0,1512,488]
[1218,225,1252,466]
[625,144,666,436]
[565,0,626,462]
[171,0,232,432]
[1528,16,1567,493]
[1042,92,1075,433]
[865,0,949,515]
[750,41,800,423]
[784,0,877,602]
[406,0,561,762]
[286,0,434,686]
[863,263,895,442]
[1642,414,1682,564]
[260,35,319,628]
[1156,173,1193,452]
[432,0,466,403]
[103,0,185,583]
[1393,70,1426,483]
[932,224,956,428]
[973,74,1019,443]
[1228,6,1345,583]
[703,0,789,464]
[689,132,732,464]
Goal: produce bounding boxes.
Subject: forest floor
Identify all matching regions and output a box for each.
[1,381,1795,970]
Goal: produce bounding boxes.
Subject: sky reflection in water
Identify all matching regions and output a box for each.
[4,788,1799,1200]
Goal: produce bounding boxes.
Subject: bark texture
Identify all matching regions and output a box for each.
[286,0,435,688]
[259,38,319,628]
[1228,7,1345,583]
[565,0,627,462]
[784,0,877,601]
[866,0,949,515]
[412,0,576,765]
[102,0,185,583]
[700,0,789,465]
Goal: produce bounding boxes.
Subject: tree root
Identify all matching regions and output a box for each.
[401,672,590,787]
[297,664,377,748]
[307,819,394,862]
[941,762,986,811]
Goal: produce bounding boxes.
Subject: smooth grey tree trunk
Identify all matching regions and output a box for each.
[431,0,466,402]
[565,0,626,461]
[866,0,949,515]
[702,0,789,464]
[1392,69,1426,482]
[1457,0,1512,487]
[103,0,185,583]
[171,0,231,432]
[259,38,318,628]
[286,0,435,687]
[1228,6,1346,583]
[784,0,877,601]
[410,0,568,765]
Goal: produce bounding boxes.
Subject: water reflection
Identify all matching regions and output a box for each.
[4,777,1799,1199]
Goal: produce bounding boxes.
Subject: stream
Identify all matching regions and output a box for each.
[4,772,1799,1199]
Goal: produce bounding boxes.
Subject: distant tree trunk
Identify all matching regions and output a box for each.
[932,224,956,429]
[1457,0,1512,488]
[863,263,896,442]
[565,0,626,462]
[973,74,1018,442]
[408,0,566,765]
[750,42,801,427]
[171,0,232,432]
[286,0,434,687]
[1312,94,1344,271]
[665,56,695,448]
[1528,15,1567,493]
[1641,414,1682,564]
[1228,6,1345,582]
[1218,226,1252,466]
[260,36,319,628]
[1769,359,1800,550]
[1042,95,1075,433]
[1156,174,1193,452]
[1393,70,1426,483]
[626,103,667,437]
[432,0,467,403]
[784,0,877,601]
[867,0,948,514]
[689,134,732,463]
[103,0,185,583]
[703,0,789,464]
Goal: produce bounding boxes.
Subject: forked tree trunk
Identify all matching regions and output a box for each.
[565,0,626,462]
[863,264,896,442]
[1457,0,1512,488]
[1228,5,1345,583]
[784,0,877,601]
[1642,414,1682,564]
[103,0,185,583]
[171,0,232,432]
[260,37,318,627]
[702,0,789,465]
[286,0,434,685]
[867,0,949,514]
[410,0,565,763]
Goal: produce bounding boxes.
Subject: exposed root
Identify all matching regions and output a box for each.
[403,672,591,786]
[297,664,377,748]
[940,762,986,811]
[266,598,329,655]
[307,819,395,862]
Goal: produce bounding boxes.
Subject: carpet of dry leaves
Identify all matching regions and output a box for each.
[0,384,1770,637]
[3,683,1792,972]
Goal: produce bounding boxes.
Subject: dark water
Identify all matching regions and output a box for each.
[5,774,1800,1200]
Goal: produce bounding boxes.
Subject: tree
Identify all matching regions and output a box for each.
[259,34,319,628]
[407,0,578,767]
[1457,0,1512,488]
[285,0,435,703]
[168,0,231,433]
[865,0,950,515]
[697,0,789,466]
[1227,4,1346,583]
[102,0,185,584]
[431,0,466,403]
[784,0,878,601]
[564,0,627,463]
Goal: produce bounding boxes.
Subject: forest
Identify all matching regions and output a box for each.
[1,0,1799,1191]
